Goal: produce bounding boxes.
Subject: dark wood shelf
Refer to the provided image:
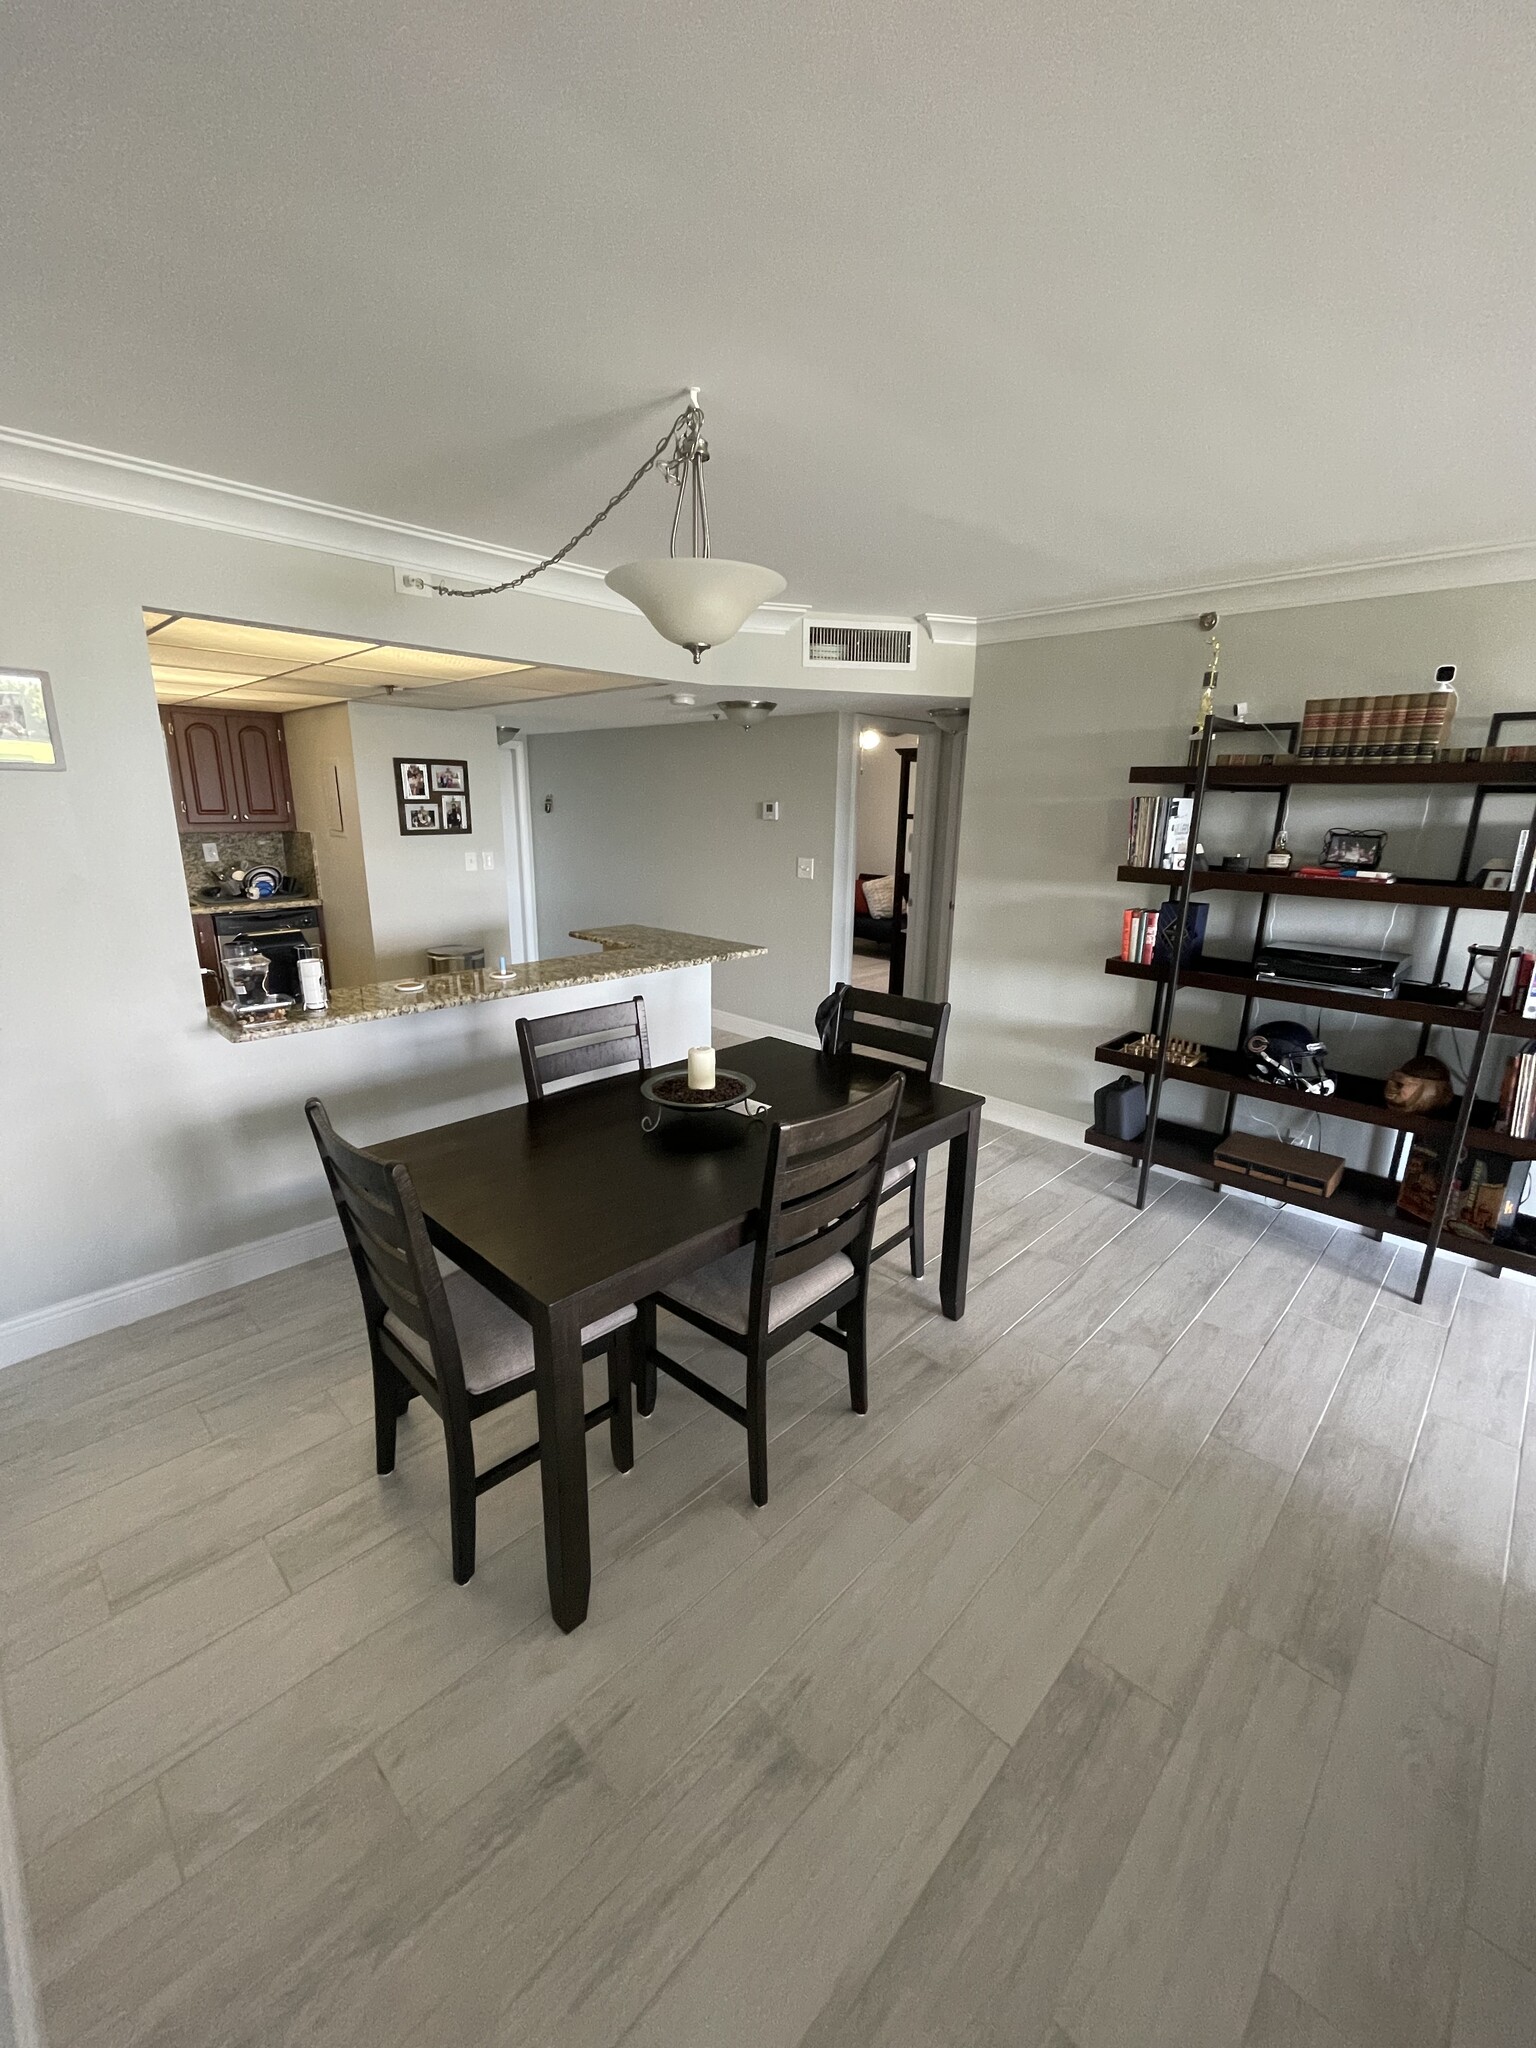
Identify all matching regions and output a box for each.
[1093,1034,1536,1158]
[1103,952,1536,1038]
[1083,1116,1536,1279]
[1120,864,1536,913]
[1129,759,1536,790]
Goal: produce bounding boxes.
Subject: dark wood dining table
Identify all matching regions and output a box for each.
[370,1035,985,1630]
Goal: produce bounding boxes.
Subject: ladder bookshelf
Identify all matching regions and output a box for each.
[1093,711,1536,1301]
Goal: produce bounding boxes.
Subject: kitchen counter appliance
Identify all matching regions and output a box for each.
[213,904,323,1004]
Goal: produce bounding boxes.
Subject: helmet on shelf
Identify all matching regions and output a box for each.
[1246,1019,1336,1096]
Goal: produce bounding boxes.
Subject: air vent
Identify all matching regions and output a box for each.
[803,621,916,670]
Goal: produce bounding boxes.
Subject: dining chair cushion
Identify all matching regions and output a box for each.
[664,1244,855,1336]
[881,1158,915,1192]
[385,1271,636,1396]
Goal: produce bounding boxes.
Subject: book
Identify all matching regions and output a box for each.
[1153,899,1209,966]
[1297,699,1325,762]
[1160,797,1193,870]
[1141,912,1159,966]
[1399,1137,1531,1241]
[1120,908,1136,963]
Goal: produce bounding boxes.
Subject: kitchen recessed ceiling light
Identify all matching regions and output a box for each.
[149,618,373,663]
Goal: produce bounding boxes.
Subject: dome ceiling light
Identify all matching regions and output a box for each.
[714,700,778,730]
[433,390,784,664]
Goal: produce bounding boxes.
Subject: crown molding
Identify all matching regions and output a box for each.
[0,424,809,633]
[917,612,978,647]
[976,537,1536,643]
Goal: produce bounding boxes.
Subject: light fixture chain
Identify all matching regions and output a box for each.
[433,401,702,598]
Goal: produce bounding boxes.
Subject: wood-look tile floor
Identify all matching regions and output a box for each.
[5,1126,1535,2047]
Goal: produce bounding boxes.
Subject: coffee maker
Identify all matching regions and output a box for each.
[219,940,293,1017]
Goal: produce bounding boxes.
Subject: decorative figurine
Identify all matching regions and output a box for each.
[1263,825,1293,873]
[1383,1055,1454,1115]
[1123,1032,1204,1069]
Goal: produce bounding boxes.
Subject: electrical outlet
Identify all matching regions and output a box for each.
[796,856,815,880]
[201,842,219,862]
[464,850,479,872]
[393,567,436,597]
[481,849,495,870]
[760,800,780,821]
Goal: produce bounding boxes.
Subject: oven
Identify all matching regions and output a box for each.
[212,905,323,1004]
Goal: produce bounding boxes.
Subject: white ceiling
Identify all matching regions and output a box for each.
[5,1,1535,622]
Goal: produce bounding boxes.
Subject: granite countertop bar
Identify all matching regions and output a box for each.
[206,924,766,1042]
[190,896,324,916]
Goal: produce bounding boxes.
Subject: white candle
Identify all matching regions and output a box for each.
[687,1045,716,1091]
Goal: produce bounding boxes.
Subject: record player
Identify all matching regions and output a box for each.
[1253,945,1406,996]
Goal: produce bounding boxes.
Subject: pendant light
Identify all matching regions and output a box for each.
[604,400,785,663]
[434,392,784,663]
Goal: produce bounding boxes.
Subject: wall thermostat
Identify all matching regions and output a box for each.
[759,800,780,821]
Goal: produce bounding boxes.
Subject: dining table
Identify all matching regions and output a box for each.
[370,1034,985,1630]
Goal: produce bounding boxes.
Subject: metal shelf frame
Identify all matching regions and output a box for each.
[1124,710,1536,1302]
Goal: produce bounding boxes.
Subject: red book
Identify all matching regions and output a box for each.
[1121,909,1135,962]
[1141,912,1159,965]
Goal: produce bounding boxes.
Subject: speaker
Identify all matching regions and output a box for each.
[1094,1075,1147,1143]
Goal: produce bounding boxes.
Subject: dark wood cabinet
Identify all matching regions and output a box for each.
[192,916,224,1009]
[228,713,292,825]
[163,707,292,828]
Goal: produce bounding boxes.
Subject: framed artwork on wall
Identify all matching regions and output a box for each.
[395,758,471,834]
[0,668,65,770]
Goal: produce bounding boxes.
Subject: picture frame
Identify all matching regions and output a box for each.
[0,667,65,771]
[395,757,471,835]
[1320,827,1387,870]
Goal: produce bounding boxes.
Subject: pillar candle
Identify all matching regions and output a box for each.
[687,1045,716,1091]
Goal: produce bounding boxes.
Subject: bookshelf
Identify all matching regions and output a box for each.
[1101,710,1536,1301]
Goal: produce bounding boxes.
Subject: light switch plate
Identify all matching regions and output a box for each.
[481,849,495,870]
[202,842,219,861]
[464,850,479,871]
[797,856,815,880]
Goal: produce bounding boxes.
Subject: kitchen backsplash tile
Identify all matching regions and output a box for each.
[181,829,319,899]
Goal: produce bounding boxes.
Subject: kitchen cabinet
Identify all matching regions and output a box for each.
[163,707,292,828]
[228,713,292,826]
[193,917,223,1009]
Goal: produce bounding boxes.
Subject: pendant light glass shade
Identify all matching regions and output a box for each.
[605,559,787,661]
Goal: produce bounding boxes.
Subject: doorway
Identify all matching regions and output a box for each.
[849,715,969,1003]
[498,736,540,963]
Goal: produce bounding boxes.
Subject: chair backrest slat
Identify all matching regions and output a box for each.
[305,1098,468,1411]
[830,985,951,1082]
[773,1162,885,1255]
[747,1073,904,1332]
[517,998,651,1102]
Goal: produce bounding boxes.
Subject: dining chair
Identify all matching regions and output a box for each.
[827,982,951,1277]
[641,1073,904,1505]
[306,1098,638,1585]
[516,996,651,1103]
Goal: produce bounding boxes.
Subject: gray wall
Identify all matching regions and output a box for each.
[346,700,512,979]
[529,714,847,1032]
[947,580,1536,1169]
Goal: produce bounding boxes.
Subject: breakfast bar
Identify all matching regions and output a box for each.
[204,923,766,1042]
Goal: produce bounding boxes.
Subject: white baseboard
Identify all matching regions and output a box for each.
[711,1009,820,1050]
[0,1214,345,1371]
[977,1093,1094,1151]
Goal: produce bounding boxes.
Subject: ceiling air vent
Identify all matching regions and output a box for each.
[803,621,916,670]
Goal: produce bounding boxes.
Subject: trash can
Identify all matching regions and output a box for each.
[426,944,485,975]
